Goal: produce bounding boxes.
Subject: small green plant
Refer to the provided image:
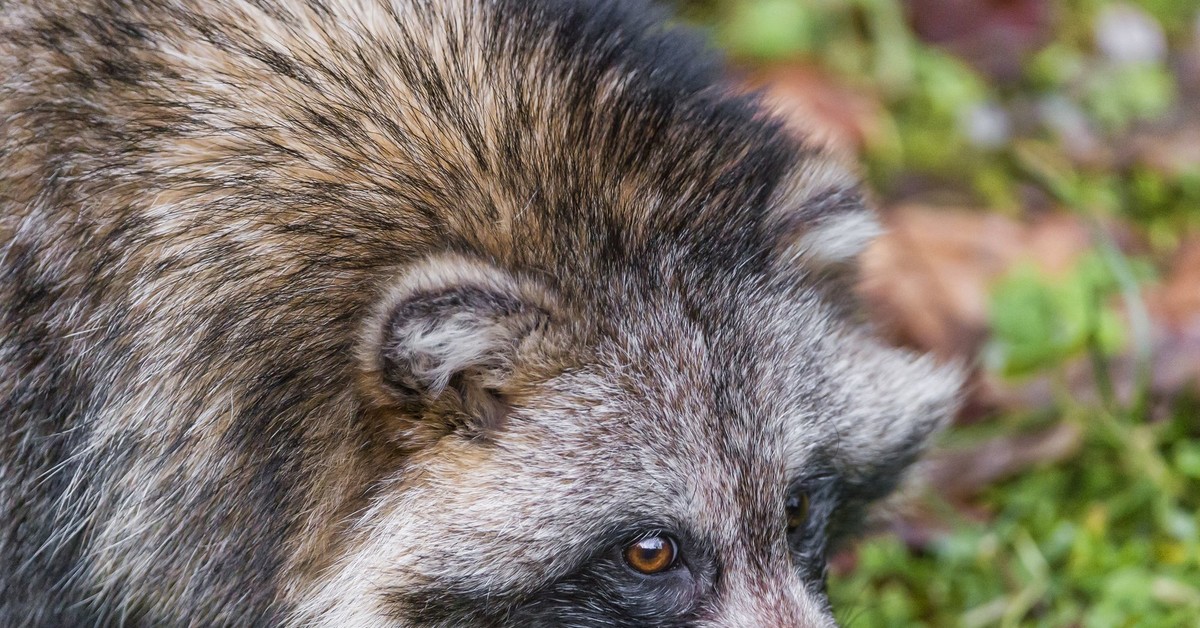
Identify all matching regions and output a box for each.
[830,396,1200,627]
[984,254,1133,379]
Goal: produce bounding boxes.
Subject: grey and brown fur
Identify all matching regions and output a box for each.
[0,0,961,625]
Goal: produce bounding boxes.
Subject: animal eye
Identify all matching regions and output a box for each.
[623,535,678,574]
[786,491,810,533]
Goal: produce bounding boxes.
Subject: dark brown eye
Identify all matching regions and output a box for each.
[623,535,677,574]
[786,492,810,533]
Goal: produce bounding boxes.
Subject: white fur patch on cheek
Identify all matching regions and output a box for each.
[794,209,883,265]
[766,157,882,268]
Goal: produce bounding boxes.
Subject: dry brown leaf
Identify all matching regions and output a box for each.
[858,205,1093,360]
[922,422,1084,502]
[905,0,1054,83]
[740,63,882,154]
[1129,125,1200,175]
[1149,238,1200,333]
[1143,237,1200,395]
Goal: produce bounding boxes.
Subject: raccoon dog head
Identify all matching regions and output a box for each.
[0,0,960,619]
[223,0,955,625]
[324,229,959,627]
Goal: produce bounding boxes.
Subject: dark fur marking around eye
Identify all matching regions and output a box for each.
[386,522,715,628]
[784,473,842,587]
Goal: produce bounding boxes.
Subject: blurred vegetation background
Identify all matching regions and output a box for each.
[678,1,1200,625]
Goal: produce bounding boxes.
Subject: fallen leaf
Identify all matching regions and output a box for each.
[922,422,1085,502]
[904,0,1054,83]
[858,205,1093,359]
[1148,237,1200,334]
[740,63,883,154]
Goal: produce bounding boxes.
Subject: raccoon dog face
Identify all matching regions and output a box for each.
[324,248,959,627]
[0,0,961,625]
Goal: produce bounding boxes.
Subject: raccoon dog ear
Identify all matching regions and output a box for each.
[359,254,554,431]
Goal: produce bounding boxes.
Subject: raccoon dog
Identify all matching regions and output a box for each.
[0,0,961,625]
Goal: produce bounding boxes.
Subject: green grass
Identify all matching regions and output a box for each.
[831,399,1200,627]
